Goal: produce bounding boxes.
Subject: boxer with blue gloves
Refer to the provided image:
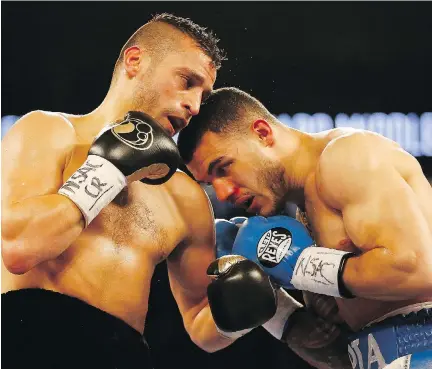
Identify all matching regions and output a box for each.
[213,216,432,368]
[214,214,356,299]
[211,217,353,369]
[180,87,432,369]
[230,215,356,299]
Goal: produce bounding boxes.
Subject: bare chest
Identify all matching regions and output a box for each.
[299,176,414,330]
[91,185,184,260]
[63,146,185,261]
[299,180,356,253]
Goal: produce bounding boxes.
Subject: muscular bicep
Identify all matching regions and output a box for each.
[2,111,75,208]
[318,133,432,268]
[1,111,76,243]
[167,236,215,306]
[342,168,431,258]
[167,180,216,323]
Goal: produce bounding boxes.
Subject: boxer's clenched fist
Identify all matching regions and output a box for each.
[58,111,181,226]
[232,215,356,298]
[206,255,278,338]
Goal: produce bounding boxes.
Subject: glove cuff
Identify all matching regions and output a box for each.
[290,247,356,298]
[262,288,303,340]
[58,155,126,227]
[338,252,356,298]
[215,325,252,340]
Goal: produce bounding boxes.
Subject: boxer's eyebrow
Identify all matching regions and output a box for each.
[178,67,212,103]
[208,156,224,176]
[191,71,212,104]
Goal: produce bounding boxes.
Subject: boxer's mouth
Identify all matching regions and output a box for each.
[163,117,175,136]
[244,197,254,209]
[246,197,260,214]
[235,195,254,210]
[168,116,187,135]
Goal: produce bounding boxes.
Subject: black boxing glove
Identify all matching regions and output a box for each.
[207,255,278,339]
[90,111,180,185]
[58,111,181,226]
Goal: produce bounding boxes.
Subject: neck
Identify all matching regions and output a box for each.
[278,127,326,205]
[80,81,134,137]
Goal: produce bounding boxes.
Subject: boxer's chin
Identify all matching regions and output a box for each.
[260,209,275,217]
[255,203,274,217]
[261,200,283,217]
[245,196,279,216]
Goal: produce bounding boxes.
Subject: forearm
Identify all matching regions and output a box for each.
[343,248,432,300]
[281,310,352,369]
[186,303,237,353]
[258,288,350,369]
[284,328,351,369]
[2,194,84,273]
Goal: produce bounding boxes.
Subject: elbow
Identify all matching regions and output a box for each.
[415,270,432,298]
[425,278,432,295]
[1,217,35,274]
[402,252,432,297]
[185,323,227,353]
[180,302,233,353]
[201,346,221,354]
[421,259,432,294]
[189,334,222,353]
[1,239,34,275]
[187,327,215,353]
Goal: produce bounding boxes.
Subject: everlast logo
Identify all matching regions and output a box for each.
[60,160,109,208]
[257,227,292,268]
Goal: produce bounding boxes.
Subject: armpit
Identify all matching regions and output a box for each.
[296,207,314,237]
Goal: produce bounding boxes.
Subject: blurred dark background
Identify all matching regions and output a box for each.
[2,2,432,368]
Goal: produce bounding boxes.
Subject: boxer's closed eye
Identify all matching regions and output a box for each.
[216,166,228,177]
[179,75,193,89]
[215,161,233,177]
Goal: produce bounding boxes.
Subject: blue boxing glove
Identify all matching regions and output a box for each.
[213,216,305,341]
[232,215,356,298]
[215,217,248,258]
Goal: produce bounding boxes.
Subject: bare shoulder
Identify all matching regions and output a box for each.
[3,110,76,148]
[169,171,214,215]
[319,129,399,173]
[313,126,359,141]
[168,171,215,233]
[2,111,78,205]
[316,130,399,207]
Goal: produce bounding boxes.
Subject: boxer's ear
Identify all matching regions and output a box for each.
[251,119,274,147]
[123,46,151,78]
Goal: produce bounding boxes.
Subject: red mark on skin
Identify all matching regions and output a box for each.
[338,238,353,250]
[232,187,241,197]
[227,186,242,204]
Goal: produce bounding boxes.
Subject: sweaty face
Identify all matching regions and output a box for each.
[188,132,288,216]
[130,40,216,137]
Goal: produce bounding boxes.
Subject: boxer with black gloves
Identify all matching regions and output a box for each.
[58,111,181,227]
[206,254,279,338]
[2,14,228,369]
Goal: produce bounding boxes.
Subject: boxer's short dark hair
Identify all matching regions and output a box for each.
[178,87,276,163]
[150,13,225,70]
[115,13,225,73]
